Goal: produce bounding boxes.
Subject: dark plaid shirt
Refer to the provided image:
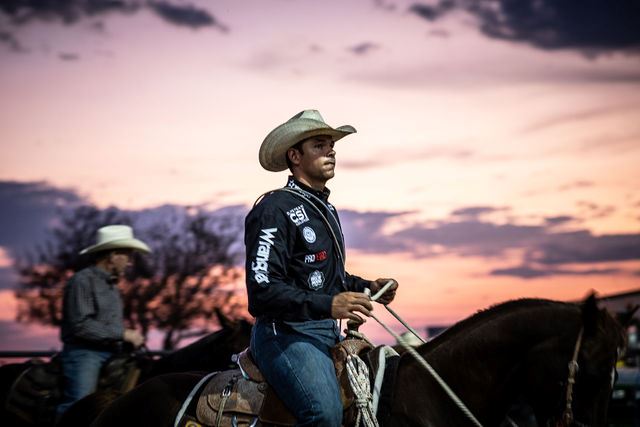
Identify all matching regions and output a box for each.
[60,266,125,347]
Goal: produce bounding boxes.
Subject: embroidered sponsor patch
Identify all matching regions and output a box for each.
[308,270,325,290]
[251,228,277,285]
[302,226,316,243]
[286,204,309,226]
[304,250,327,263]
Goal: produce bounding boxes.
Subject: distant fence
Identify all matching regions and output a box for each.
[0,350,171,359]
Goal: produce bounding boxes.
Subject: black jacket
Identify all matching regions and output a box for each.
[245,177,370,321]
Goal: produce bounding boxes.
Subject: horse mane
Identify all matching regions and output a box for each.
[422,298,575,350]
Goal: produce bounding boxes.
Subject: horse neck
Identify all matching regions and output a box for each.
[150,328,234,376]
[395,300,581,425]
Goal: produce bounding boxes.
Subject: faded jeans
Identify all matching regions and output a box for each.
[56,344,112,417]
[251,318,343,427]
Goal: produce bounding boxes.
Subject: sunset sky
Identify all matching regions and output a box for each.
[1,0,639,349]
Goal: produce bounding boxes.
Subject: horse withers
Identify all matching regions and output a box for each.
[91,295,627,426]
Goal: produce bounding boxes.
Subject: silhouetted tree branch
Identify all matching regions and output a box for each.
[14,204,246,349]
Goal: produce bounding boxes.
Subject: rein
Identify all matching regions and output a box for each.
[556,327,584,427]
[369,284,588,427]
[366,283,485,427]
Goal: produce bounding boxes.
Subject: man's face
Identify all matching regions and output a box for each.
[109,250,133,276]
[295,135,336,186]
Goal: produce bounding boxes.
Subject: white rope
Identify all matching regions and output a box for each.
[174,371,218,427]
[369,281,425,344]
[365,284,484,427]
[346,354,379,427]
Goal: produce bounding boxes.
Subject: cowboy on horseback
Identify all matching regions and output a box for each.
[245,109,399,426]
[56,225,149,417]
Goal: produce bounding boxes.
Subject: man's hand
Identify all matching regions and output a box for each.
[331,292,373,323]
[369,278,399,305]
[123,329,145,348]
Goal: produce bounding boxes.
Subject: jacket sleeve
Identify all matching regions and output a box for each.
[64,275,124,342]
[245,201,333,320]
[345,272,371,293]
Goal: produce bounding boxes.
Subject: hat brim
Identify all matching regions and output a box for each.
[79,238,152,255]
[259,118,356,172]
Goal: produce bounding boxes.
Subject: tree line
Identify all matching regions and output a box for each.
[14,204,247,350]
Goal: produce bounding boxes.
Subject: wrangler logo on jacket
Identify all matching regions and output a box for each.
[245,177,371,321]
[252,227,277,285]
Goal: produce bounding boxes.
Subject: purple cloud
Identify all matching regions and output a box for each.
[451,206,508,219]
[490,265,621,279]
[409,0,640,55]
[348,42,381,56]
[0,0,223,52]
[339,209,409,253]
[0,181,86,256]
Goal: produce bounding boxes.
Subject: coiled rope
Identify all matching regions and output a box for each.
[346,354,380,427]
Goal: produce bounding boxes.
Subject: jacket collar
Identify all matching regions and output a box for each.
[286,176,331,202]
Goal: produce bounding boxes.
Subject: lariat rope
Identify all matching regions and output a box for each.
[366,281,485,427]
[257,188,483,426]
[346,354,380,427]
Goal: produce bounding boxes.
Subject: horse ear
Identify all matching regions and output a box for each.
[581,292,600,335]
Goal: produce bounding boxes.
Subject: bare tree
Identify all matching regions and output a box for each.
[15,204,246,350]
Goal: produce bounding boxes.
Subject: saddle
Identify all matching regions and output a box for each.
[181,337,390,427]
[4,352,142,425]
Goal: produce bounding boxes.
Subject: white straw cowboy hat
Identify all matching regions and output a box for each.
[259,109,357,172]
[79,225,151,255]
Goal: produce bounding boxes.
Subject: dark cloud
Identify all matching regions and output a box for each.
[544,215,575,226]
[490,265,621,279]
[1,181,636,283]
[371,0,397,12]
[0,1,222,51]
[393,220,545,257]
[0,181,86,256]
[58,52,79,61]
[409,2,454,21]
[576,201,615,220]
[451,206,507,219]
[0,29,26,52]
[339,210,408,253]
[0,0,139,26]
[147,1,222,30]
[348,42,381,56]
[531,231,640,265]
[392,213,640,265]
[409,0,640,55]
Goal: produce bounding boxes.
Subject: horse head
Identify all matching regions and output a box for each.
[520,294,626,427]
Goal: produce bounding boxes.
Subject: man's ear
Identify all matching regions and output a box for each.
[287,147,301,166]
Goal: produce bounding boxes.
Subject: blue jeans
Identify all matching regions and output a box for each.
[56,344,113,416]
[251,318,343,427]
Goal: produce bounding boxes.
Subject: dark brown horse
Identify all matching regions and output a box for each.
[91,296,626,427]
[0,312,252,427]
[57,313,252,426]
